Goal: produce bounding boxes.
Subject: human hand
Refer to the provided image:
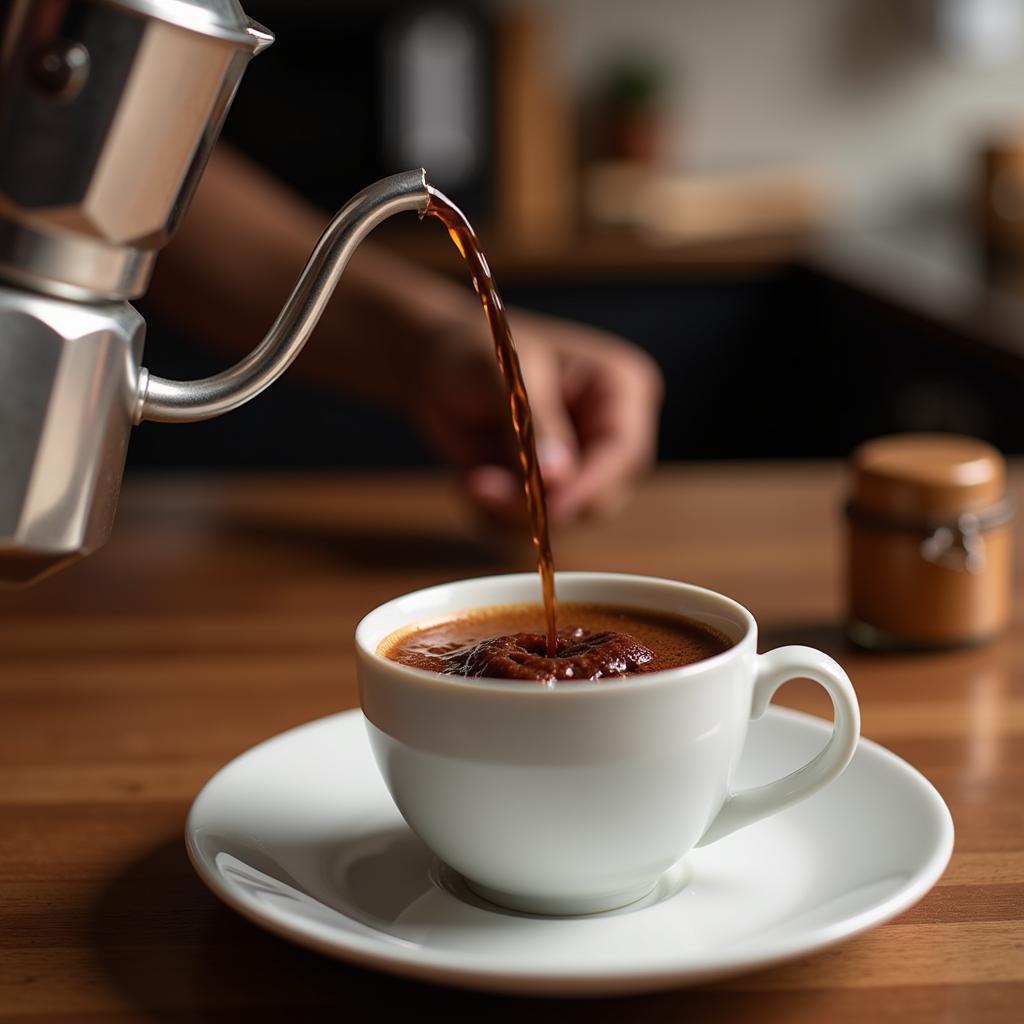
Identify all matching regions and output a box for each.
[411,310,663,526]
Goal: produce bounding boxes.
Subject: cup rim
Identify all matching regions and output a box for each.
[355,572,757,694]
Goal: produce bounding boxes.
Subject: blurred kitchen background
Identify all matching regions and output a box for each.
[131,0,1024,468]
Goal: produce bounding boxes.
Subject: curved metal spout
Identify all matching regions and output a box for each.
[136,168,430,423]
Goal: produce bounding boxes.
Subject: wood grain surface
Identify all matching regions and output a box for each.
[1,464,1021,1022]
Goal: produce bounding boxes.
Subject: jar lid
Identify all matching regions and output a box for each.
[851,433,1006,520]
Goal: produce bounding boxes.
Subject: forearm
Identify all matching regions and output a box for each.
[146,146,480,405]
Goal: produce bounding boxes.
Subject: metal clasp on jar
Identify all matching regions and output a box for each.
[846,498,1014,576]
[919,513,986,574]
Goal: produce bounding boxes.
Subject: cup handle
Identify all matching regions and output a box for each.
[696,646,861,847]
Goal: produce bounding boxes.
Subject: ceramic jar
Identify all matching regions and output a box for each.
[846,434,1014,650]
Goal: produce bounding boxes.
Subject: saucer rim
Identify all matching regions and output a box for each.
[185,707,955,996]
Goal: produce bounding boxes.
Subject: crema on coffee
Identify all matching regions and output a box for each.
[379,602,733,684]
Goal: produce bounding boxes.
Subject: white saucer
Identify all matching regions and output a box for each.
[186,707,953,997]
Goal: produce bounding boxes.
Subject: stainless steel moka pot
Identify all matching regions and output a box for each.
[0,0,431,584]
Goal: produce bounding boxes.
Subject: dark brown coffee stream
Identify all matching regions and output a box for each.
[425,187,558,656]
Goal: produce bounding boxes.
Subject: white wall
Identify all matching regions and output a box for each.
[508,0,1024,226]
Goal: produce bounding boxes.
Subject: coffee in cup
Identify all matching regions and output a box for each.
[379,602,733,682]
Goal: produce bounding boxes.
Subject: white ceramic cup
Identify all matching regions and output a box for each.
[355,572,860,916]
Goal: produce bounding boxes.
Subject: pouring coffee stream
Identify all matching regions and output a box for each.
[425,187,559,657]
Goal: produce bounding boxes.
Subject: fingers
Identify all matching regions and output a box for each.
[465,465,523,526]
[548,439,639,524]
[469,343,660,529]
[464,339,582,526]
[464,452,565,528]
[517,345,580,490]
[547,350,662,524]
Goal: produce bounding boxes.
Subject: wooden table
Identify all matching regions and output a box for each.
[1,464,1020,1022]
